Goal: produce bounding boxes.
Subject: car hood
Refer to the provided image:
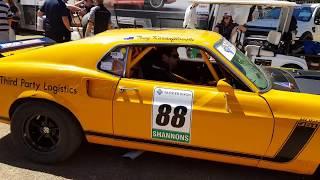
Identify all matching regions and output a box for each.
[264,67,320,95]
[246,19,278,29]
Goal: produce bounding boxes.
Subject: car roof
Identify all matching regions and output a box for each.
[94,28,221,44]
[1,29,223,71]
[190,0,297,7]
[299,3,320,8]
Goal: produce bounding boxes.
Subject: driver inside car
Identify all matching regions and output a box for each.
[142,47,182,83]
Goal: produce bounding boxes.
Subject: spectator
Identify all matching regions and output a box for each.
[183,2,198,29]
[85,0,111,37]
[214,12,246,41]
[38,0,73,43]
[75,0,94,16]
[7,0,19,40]
[76,0,94,36]
[0,0,12,42]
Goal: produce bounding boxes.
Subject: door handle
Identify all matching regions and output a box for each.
[224,94,231,113]
[119,86,138,93]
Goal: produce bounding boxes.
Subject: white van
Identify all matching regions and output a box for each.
[246,3,320,41]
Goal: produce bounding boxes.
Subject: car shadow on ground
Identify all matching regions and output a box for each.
[0,134,315,180]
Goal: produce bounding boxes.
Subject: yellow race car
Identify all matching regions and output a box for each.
[0,29,320,175]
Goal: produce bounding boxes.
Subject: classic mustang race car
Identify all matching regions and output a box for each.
[0,29,320,175]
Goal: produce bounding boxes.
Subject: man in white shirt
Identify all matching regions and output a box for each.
[183,3,198,29]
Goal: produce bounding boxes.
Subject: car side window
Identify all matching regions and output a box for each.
[98,47,128,76]
[127,45,250,91]
[128,45,219,86]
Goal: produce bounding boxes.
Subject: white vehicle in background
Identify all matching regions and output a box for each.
[192,0,309,70]
[246,3,320,41]
[18,0,75,31]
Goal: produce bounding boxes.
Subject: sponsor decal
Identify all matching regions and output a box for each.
[124,36,134,40]
[215,39,236,61]
[136,35,194,42]
[152,87,193,143]
[0,76,78,95]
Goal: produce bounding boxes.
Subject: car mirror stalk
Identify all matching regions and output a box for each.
[217,79,234,95]
[217,80,234,113]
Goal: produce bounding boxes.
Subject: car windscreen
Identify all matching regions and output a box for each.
[294,6,314,22]
[214,39,269,91]
[259,7,314,22]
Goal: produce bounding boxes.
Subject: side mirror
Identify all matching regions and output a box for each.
[217,80,234,94]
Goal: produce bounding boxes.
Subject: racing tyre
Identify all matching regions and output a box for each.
[148,0,164,9]
[11,101,83,163]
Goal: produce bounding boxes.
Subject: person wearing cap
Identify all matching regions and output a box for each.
[214,12,246,41]
[183,3,198,29]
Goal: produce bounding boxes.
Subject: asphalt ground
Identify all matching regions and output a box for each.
[0,34,316,180]
[0,123,318,180]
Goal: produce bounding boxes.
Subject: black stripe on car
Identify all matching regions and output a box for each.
[271,121,318,162]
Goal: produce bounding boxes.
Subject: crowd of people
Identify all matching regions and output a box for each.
[37,0,112,43]
[0,1,299,48]
[0,0,112,43]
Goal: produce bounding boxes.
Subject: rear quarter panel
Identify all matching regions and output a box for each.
[0,61,120,135]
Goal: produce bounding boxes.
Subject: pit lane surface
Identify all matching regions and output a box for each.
[0,123,315,179]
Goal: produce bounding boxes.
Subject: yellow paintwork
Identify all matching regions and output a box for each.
[0,29,320,175]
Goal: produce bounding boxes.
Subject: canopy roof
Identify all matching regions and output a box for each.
[190,0,297,7]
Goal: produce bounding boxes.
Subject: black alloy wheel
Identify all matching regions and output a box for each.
[11,101,83,163]
[149,0,164,9]
[23,114,60,153]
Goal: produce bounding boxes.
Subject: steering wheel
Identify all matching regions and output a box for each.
[235,30,245,50]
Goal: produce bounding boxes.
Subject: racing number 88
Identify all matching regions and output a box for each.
[156,104,188,128]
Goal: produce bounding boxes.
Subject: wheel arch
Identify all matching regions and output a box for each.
[9,93,85,136]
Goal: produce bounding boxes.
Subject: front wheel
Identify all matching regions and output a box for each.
[11,101,83,163]
[148,0,164,9]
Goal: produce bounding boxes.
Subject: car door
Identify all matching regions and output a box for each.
[113,45,274,163]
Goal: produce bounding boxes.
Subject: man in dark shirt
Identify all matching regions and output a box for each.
[85,0,111,37]
[38,0,72,43]
[142,47,181,83]
[214,12,246,41]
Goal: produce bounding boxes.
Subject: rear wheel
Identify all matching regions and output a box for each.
[148,0,164,9]
[11,101,83,163]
